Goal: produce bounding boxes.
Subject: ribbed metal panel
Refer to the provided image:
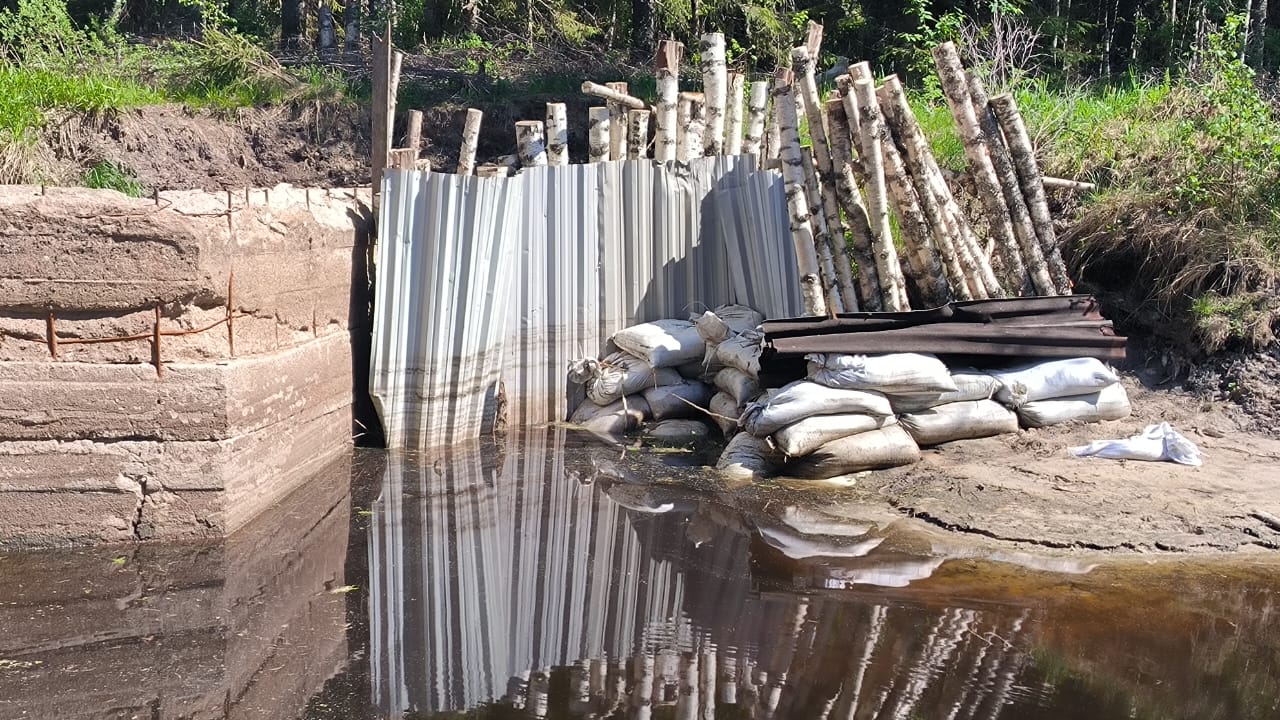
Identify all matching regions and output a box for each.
[371,157,800,447]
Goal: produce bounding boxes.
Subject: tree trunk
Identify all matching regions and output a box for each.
[826,96,883,310]
[700,33,727,155]
[932,42,1032,295]
[317,1,336,49]
[588,107,611,163]
[879,113,952,308]
[968,73,1056,295]
[457,108,483,175]
[801,145,848,313]
[545,102,569,166]
[773,69,827,317]
[607,82,629,160]
[989,93,1073,294]
[515,121,548,167]
[742,80,769,156]
[628,109,651,159]
[852,78,910,311]
[725,73,745,155]
[282,0,303,47]
[630,0,655,62]
[343,0,360,52]
[654,40,681,162]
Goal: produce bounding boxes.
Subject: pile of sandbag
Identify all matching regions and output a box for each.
[568,305,764,438]
[715,353,1132,482]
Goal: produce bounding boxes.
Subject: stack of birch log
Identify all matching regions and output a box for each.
[458,25,1076,316]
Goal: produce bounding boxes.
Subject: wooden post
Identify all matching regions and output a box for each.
[743,80,769,156]
[588,107,611,163]
[878,75,1000,299]
[879,116,952,307]
[405,109,423,156]
[968,73,1056,295]
[545,102,569,166]
[852,78,909,311]
[725,72,745,155]
[370,22,393,201]
[607,81,630,160]
[772,68,826,317]
[793,45,858,309]
[800,145,847,313]
[389,148,416,169]
[458,108,483,175]
[932,42,1032,295]
[701,33,728,155]
[515,120,547,167]
[654,40,682,162]
[685,93,706,160]
[990,93,1073,294]
[826,97,882,310]
[627,109,651,159]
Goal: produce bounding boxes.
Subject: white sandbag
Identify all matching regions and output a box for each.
[648,419,714,442]
[568,353,682,406]
[612,319,706,368]
[740,381,892,438]
[889,370,1001,413]
[1016,382,1132,428]
[694,310,733,345]
[773,414,897,457]
[898,399,1019,447]
[990,357,1120,406]
[806,353,957,394]
[569,395,649,434]
[784,424,921,480]
[643,380,715,420]
[1070,422,1202,466]
[708,391,742,436]
[715,432,785,482]
[714,367,760,406]
[716,331,763,378]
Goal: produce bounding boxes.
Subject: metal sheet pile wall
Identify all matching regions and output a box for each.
[372,156,800,447]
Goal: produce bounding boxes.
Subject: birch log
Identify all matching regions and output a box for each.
[835,76,868,185]
[874,77,1000,298]
[765,94,782,162]
[879,119,952,307]
[607,82,630,160]
[990,93,1073,293]
[458,108,483,175]
[676,94,692,162]
[545,102,568,166]
[932,42,1032,295]
[773,68,827,317]
[801,145,847,312]
[701,33,728,155]
[877,76,978,300]
[793,45,858,308]
[684,92,707,160]
[725,72,745,155]
[655,40,682,162]
[515,121,548,167]
[743,80,769,156]
[581,80,646,109]
[627,109,651,159]
[588,107,611,163]
[968,73,1056,295]
[826,97,882,310]
[852,78,909,311]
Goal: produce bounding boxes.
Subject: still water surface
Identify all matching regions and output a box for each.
[0,430,1276,719]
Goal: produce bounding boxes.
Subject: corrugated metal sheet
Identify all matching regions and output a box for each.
[371,156,800,447]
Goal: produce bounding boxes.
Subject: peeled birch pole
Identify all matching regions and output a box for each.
[545,102,568,166]
[765,97,782,162]
[932,42,1031,295]
[607,81,630,160]
[877,77,978,300]
[968,73,1055,296]
[515,121,548,167]
[701,33,728,155]
[676,94,692,162]
[852,78,909,311]
[990,93,1073,294]
[801,145,847,313]
[588,107,611,163]
[794,45,858,309]
[627,109,651,159]
[684,92,707,160]
[880,120,952,307]
[826,97,882,310]
[457,108,483,175]
[725,72,745,155]
[655,40,682,162]
[773,68,827,317]
[581,80,646,109]
[743,80,769,156]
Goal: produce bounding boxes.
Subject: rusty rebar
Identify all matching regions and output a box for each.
[46,310,57,359]
[227,272,236,357]
[152,305,163,379]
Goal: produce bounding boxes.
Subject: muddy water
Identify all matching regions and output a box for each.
[0,431,1277,720]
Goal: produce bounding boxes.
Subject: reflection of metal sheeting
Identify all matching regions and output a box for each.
[371,158,801,447]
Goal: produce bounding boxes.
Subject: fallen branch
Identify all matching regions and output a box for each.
[1042,176,1097,192]
[1251,510,1280,533]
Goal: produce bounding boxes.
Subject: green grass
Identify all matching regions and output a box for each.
[82,160,144,196]
[0,65,162,135]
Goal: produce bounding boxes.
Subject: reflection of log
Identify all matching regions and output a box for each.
[701,33,728,155]
[772,68,826,317]
[852,78,909,311]
[655,40,682,162]
[990,93,1073,294]
[826,96,882,311]
[932,42,1031,295]
[968,73,1055,296]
